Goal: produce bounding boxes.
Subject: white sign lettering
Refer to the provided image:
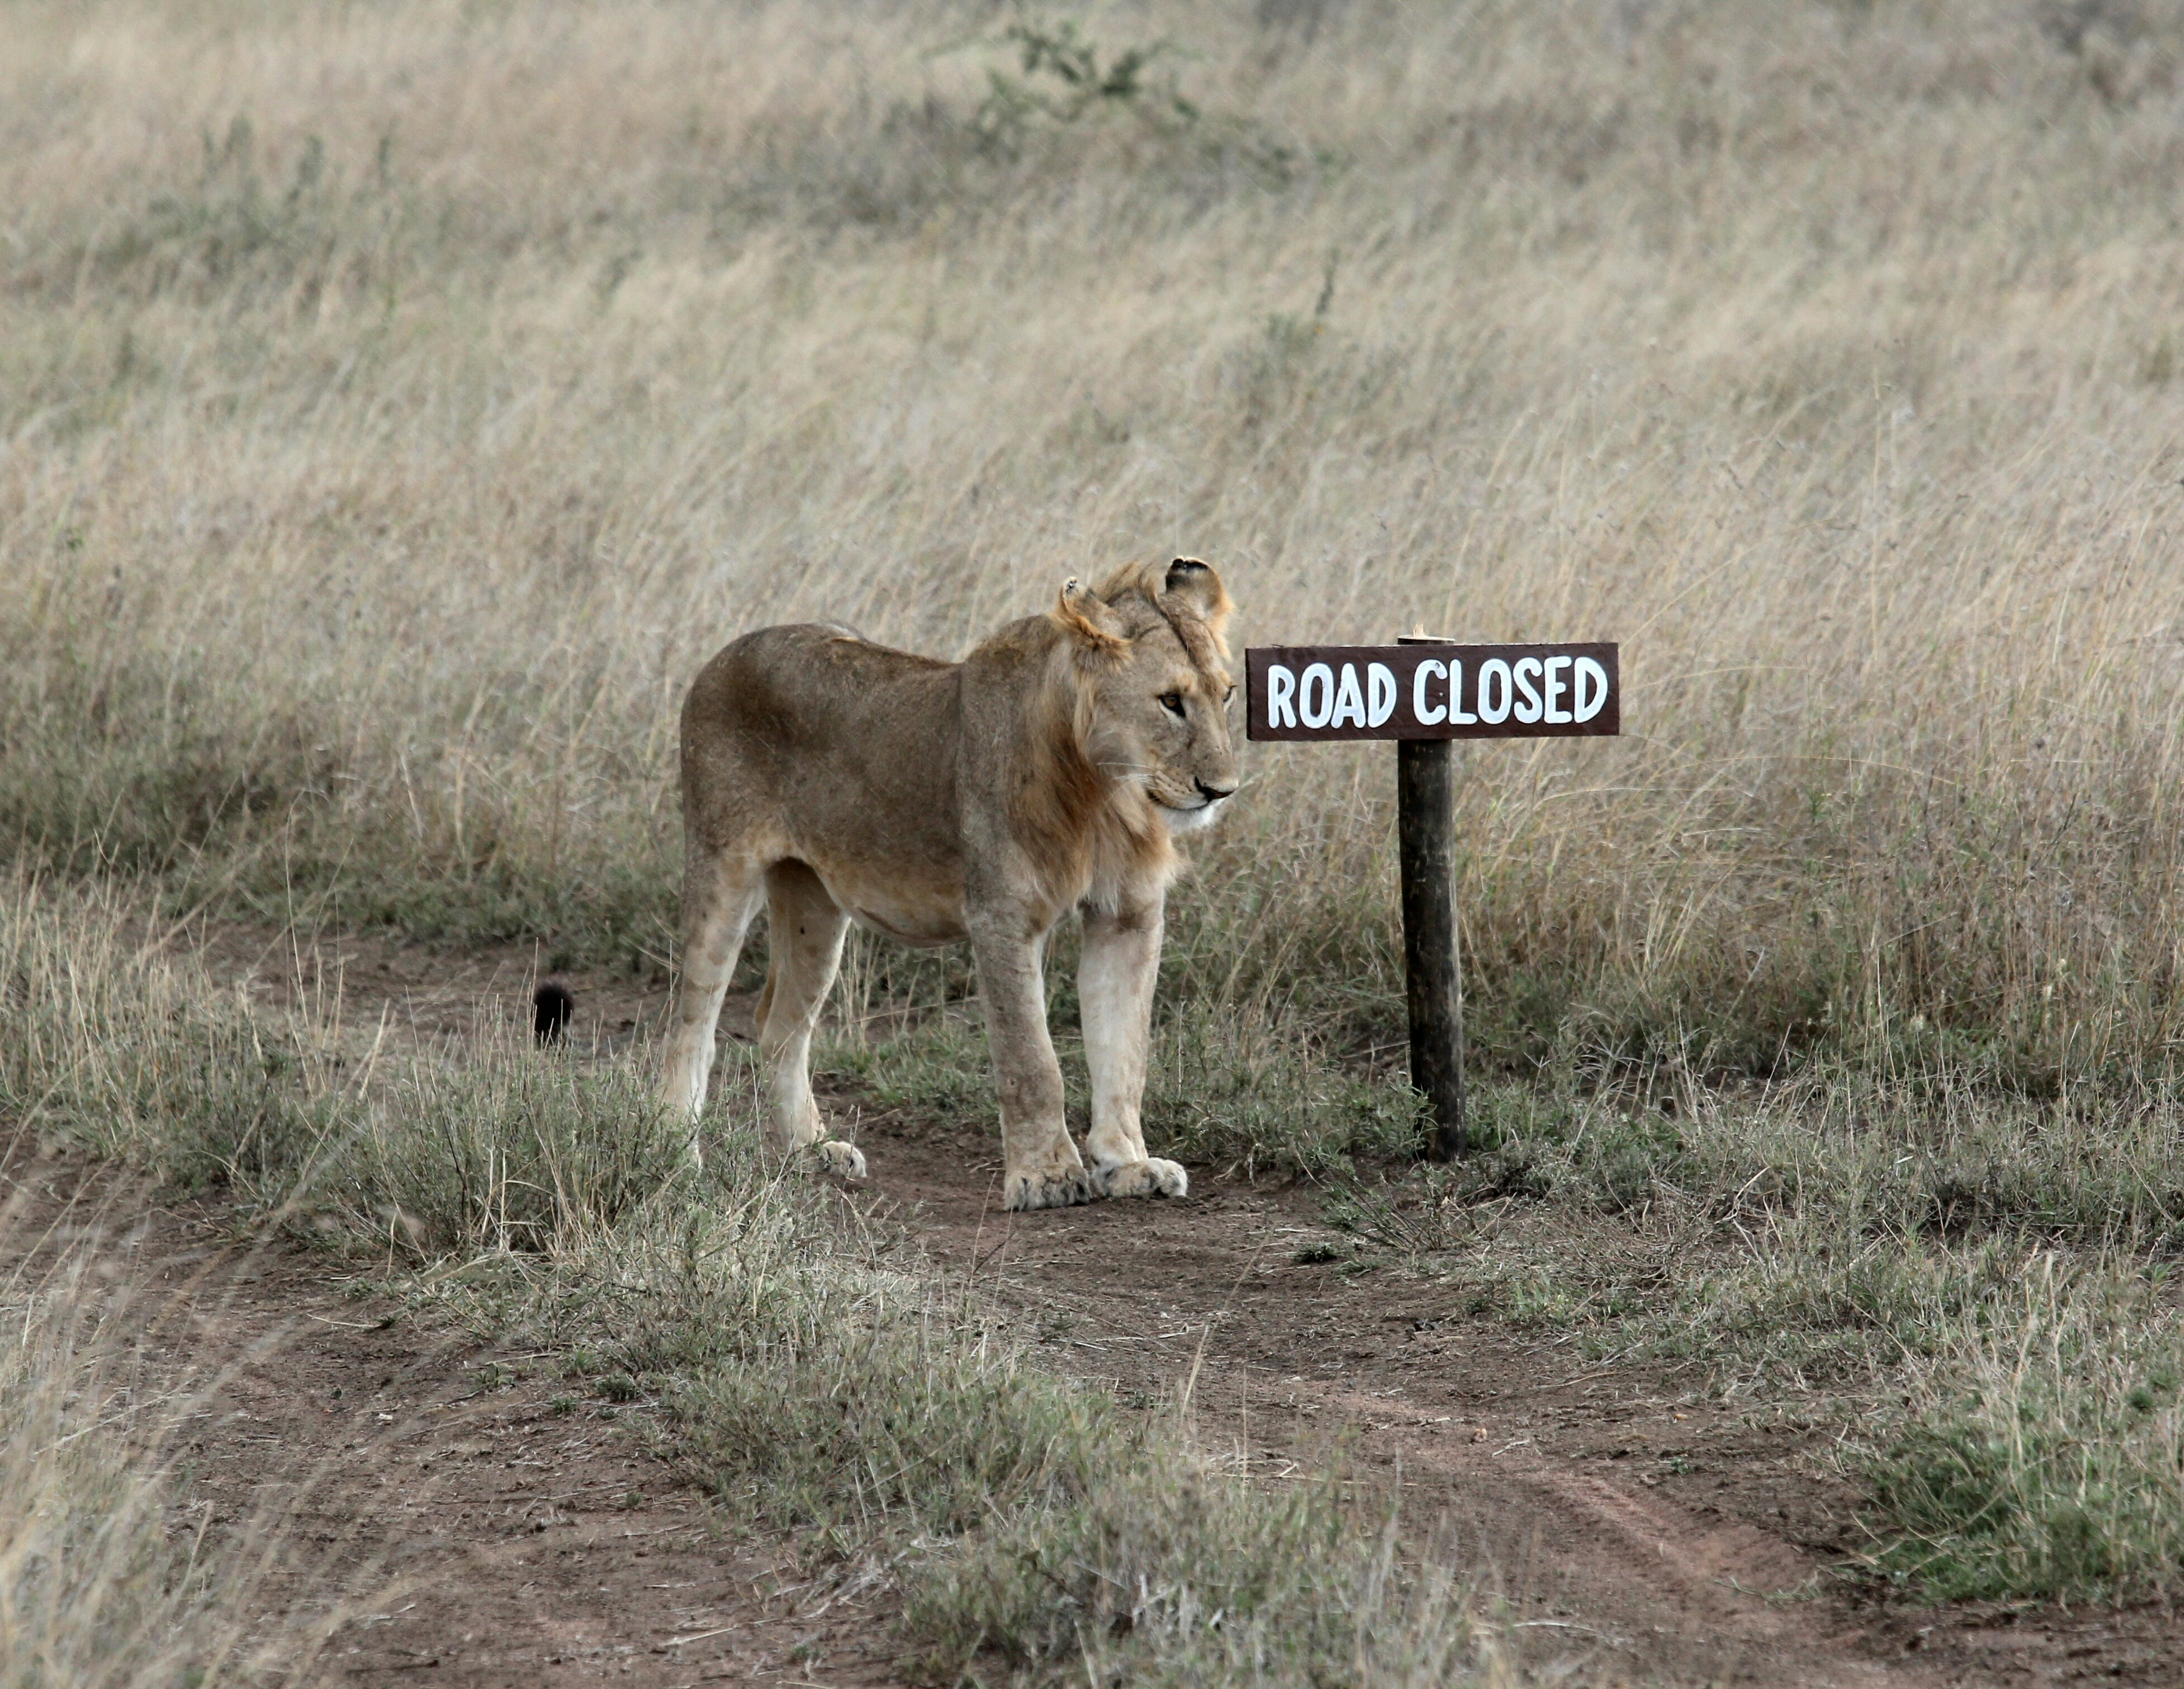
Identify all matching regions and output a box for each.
[1247,644,1620,742]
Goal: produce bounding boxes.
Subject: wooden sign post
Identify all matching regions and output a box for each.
[1245,639,1621,1160]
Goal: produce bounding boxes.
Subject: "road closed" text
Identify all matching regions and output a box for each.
[1246,643,1619,742]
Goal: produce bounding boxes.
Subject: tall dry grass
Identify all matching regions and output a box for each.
[1,1166,351,1686]
[0,1250,220,1687]
[5,0,2184,1084]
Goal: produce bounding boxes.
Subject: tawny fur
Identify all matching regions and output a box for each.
[659,559,1241,1211]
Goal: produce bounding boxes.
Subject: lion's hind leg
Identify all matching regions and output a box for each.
[757,860,864,1180]
[661,842,765,1158]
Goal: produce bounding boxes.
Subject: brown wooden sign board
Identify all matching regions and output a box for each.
[1242,634,1623,1166]
[1245,643,1620,742]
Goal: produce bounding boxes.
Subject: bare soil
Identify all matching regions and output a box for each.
[1,1149,899,1686]
[8,927,2181,1687]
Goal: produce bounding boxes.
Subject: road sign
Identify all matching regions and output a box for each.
[1246,643,1619,742]
[1244,637,1621,1161]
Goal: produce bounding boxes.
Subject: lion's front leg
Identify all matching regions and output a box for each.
[1079,896,1188,1201]
[971,924,1097,1212]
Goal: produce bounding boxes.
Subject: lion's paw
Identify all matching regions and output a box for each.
[1004,1166,1100,1212]
[813,1138,867,1180]
[1096,1158,1189,1200]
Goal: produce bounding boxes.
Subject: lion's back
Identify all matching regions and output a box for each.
[679,624,965,853]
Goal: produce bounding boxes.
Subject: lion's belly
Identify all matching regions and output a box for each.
[805,860,968,949]
[845,905,967,948]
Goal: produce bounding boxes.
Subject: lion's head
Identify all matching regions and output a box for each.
[1051,558,1240,837]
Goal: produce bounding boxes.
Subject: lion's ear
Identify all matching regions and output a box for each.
[1054,577,1130,656]
[1161,557,1232,639]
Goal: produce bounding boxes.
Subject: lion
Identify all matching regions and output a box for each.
[658,558,1240,1210]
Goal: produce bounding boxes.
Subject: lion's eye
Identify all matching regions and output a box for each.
[1159,693,1185,717]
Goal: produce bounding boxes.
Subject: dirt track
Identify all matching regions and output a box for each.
[6,931,2178,1686]
[848,1105,2172,1687]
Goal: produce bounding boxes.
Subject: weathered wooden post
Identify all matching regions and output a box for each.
[1394,637,1466,1159]
[1245,634,1620,1163]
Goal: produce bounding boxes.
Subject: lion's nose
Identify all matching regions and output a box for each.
[1195,778,1237,804]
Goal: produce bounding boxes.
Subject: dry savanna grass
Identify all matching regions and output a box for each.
[8,0,2184,1640]
[6,0,2184,1079]
[0,1247,224,1689]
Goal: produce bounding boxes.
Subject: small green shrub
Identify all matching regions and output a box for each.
[342,1040,694,1256]
[1859,1259,2184,1602]
[972,7,1197,155]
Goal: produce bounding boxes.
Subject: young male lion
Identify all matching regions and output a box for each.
[660,558,1240,1210]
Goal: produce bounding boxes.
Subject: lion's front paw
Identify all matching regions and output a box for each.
[813,1138,867,1180]
[1004,1166,1100,1211]
[1095,1158,1189,1200]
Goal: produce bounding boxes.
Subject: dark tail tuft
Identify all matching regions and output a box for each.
[533,981,574,1045]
